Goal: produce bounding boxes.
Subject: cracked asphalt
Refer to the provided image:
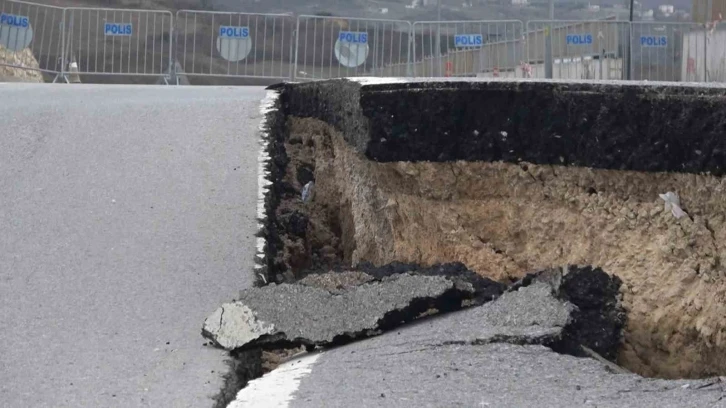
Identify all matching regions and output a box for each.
[204,274,462,350]
[289,340,726,408]
[0,84,264,407]
[238,284,726,407]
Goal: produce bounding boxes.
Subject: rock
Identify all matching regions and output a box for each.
[203,273,476,350]
[296,165,315,186]
[288,134,303,144]
[203,303,276,350]
[0,44,43,83]
[511,265,626,361]
[558,265,625,361]
[277,210,308,239]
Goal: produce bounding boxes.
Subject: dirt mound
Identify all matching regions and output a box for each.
[0,45,44,82]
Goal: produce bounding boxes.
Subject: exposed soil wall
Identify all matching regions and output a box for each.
[283,114,726,380]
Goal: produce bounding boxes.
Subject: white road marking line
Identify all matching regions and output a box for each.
[229,351,322,408]
[254,90,278,275]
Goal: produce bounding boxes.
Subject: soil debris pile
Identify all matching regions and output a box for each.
[0,45,43,82]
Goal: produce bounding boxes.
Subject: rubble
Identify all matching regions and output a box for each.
[0,45,44,83]
[203,273,485,350]
[514,266,626,361]
[204,263,624,368]
[394,282,574,348]
[356,261,507,306]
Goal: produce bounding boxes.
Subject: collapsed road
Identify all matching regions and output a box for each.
[228,268,724,407]
[211,78,726,407]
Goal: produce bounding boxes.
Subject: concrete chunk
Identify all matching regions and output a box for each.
[203,303,276,351]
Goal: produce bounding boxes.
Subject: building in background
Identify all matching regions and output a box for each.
[693,0,726,23]
[658,4,675,15]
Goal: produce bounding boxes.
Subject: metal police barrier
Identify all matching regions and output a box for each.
[61,7,173,82]
[294,15,412,80]
[630,22,704,82]
[175,10,295,80]
[0,0,65,80]
[704,26,726,82]
[527,20,630,80]
[411,20,524,78]
[680,26,708,82]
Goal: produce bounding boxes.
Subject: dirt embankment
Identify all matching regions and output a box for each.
[279,115,726,380]
[0,45,44,82]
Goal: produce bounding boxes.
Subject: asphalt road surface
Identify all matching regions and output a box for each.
[0,84,265,407]
[234,284,726,408]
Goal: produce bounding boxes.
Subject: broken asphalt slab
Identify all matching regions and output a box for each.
[231,283,577,407]
[344,282,576,351]
[235,275,726,408]
[356,261,508,306]
[203,265,622,358]
[202,273,489,350]
[283,342,726,408]
[210,265,630,407]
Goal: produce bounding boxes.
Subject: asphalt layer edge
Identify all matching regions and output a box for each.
[279,78,726,176]
[209,89,282,408]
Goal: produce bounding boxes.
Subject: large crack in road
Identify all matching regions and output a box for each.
[208,78,726,406]
[221,265,725,407]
